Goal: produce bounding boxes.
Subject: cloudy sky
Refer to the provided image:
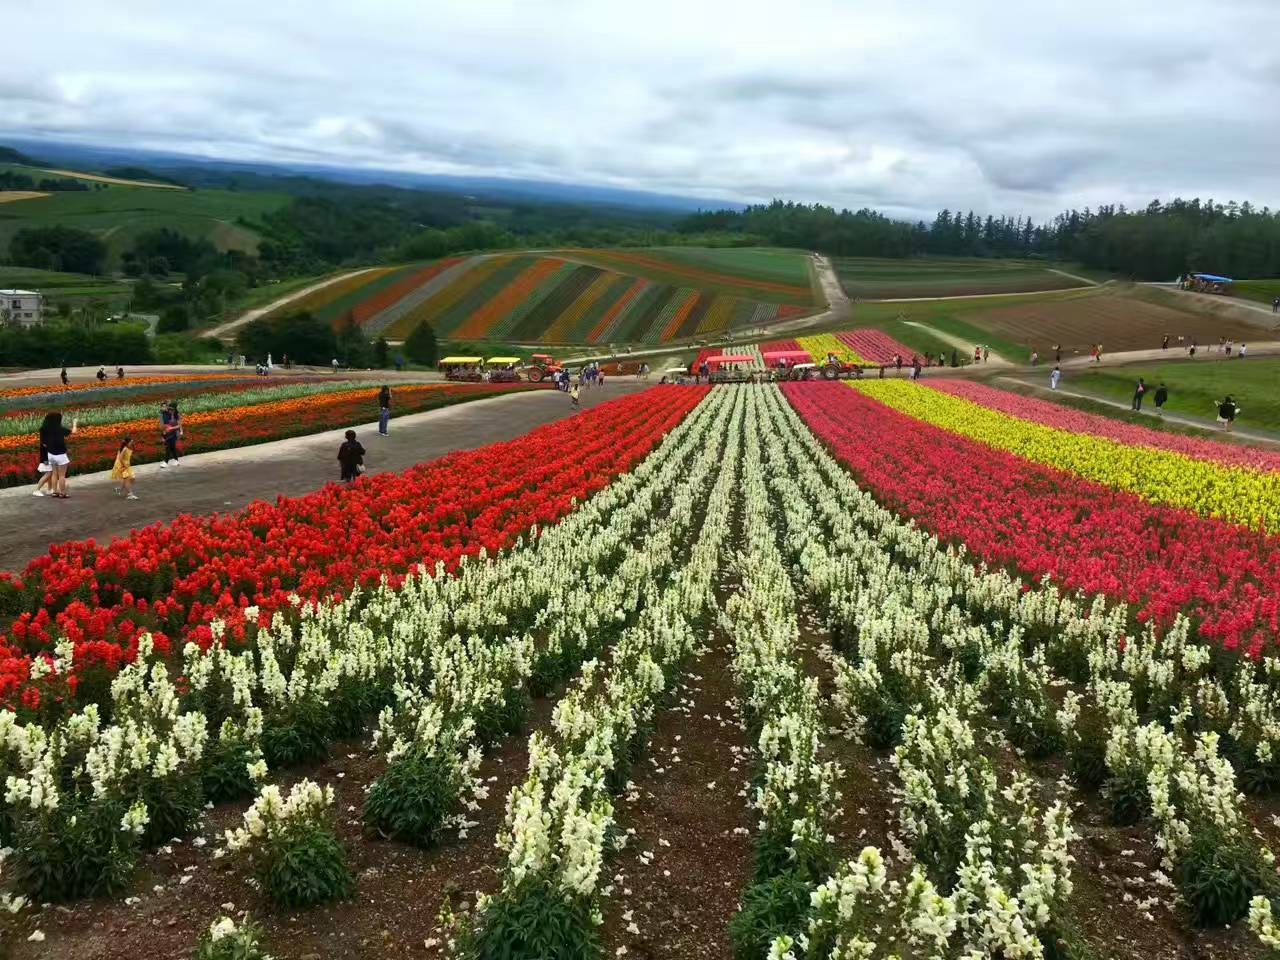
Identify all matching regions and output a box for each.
[4,0,1278,219]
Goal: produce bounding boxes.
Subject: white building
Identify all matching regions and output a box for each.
[0,289,43,328]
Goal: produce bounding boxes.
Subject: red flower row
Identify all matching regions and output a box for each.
[782,382,1280,658]
[0,386,708,714]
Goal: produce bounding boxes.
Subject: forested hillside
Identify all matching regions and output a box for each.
[680,198,1280,280]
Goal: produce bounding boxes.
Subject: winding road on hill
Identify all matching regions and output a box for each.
[205,268,381,339]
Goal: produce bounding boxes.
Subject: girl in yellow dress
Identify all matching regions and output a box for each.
[111,436,138,500]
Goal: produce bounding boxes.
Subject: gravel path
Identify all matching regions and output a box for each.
[0,382,645,571]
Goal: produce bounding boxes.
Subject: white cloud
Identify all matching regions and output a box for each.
[4,0,1279,219]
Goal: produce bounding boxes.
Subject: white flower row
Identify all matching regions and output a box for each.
[487,385,742,913]
[754,383,1275,945]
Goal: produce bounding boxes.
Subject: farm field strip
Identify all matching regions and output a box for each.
[563,248,815,304]
[261,266,398,324]
[467,388,738,954]
[854,379,1280,532]
[834,257,1086,300]
[0,382,544,487]
[834,328,918,364]
[0,379,378,437]
[0,387,726,908]
[267,249,816,346]
[797,333,861,364]
[0,373,247,403]
[934,379,1280,473]
[0,376,277,413]
[765,383,1280,954]
[368,256,479,339]
[0,386,707,710]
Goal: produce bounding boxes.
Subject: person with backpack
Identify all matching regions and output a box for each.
[377,385,392,436]
[1132,377,1147,411]
[1153,383,1169,413]
[1217,395,1239,430]
[337,430,366,483]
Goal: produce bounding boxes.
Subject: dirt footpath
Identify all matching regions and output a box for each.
[0,383,644,571]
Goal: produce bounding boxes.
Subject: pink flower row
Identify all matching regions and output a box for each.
[930,379,1280,473]
[835,329,919,364]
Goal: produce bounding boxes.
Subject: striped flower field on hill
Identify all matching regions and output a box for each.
[258,252,816,345]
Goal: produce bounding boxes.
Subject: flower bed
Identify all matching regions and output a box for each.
[782,381,1280,657]
[932,378,1280,472]
[854,379,1280,531]
[0,382,542,488]
[0,385,707,713]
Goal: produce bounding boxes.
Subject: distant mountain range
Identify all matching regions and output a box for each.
[3,137,739,213]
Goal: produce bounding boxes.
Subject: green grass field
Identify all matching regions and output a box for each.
[1070,356,1280,431]
[1235,280,1280,308]
[835,256,1089,300]
[641,247,813,287]
[558,247,816,305]
[0,181,287,269]
[0,265,134,305]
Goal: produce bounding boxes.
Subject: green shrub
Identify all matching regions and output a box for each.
[1178,830,1274,927]
[11,797,140,902]
[364,749,460,848]
[728,870,812,960]
[226,780,352,909]
[465,875,600,960]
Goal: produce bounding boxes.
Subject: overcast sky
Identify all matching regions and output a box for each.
[4,0,1278,220]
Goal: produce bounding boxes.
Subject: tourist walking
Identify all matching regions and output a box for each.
[974,346,981,364]
[378,385,392,436]
[116,366,125,380]
[1240,343,1248,358]
[982,346,990,363]
[1053,344,1061,363]
[60,367,69,386]
[96,366,107,382]
[160,402,182,467]
[39,412,77,499]
[1272,296,1279,314]
[1162,334,1169,350]
[1154,383,1168,412]
[1132,377,1146,411]
[111,437,138,499]
[570,383,581,409]
[337,430,365,483]
[1049,366,1061,390]
[32,436,53,497]
[1217,395,1239,430]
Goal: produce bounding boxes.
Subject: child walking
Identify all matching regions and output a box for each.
[570,383,581,409]
[112,436,138,499]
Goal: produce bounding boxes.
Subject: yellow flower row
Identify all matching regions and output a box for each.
[850,380,1280,532]
[798,334,864,365]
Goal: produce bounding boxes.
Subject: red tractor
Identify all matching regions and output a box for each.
[521,353,564,383]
